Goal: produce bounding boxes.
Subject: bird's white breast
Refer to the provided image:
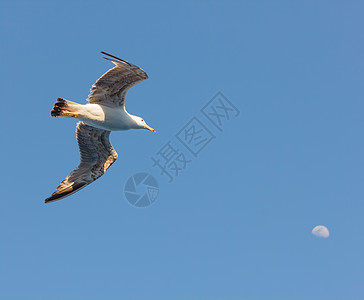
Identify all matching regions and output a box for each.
[79,104,134,131]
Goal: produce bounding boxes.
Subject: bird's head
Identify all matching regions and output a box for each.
[133,116,155,132]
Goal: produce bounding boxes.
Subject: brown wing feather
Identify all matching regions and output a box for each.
[45,122,118,203]
[87,52,148,107]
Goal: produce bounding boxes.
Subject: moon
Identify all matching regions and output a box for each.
[312,225,330,238]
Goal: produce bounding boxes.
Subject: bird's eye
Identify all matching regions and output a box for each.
[141,119,144,122]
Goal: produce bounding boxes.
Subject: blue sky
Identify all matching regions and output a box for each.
[1,1,363,299]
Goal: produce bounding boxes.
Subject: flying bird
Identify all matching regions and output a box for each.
[45,52,155,203]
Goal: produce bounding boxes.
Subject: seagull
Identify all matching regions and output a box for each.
[45,52,155,203]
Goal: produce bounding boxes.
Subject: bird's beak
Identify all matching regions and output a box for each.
[145,125,156,132]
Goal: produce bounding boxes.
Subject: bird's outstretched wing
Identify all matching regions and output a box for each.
[87,51,148,108]
[45,122,118,203]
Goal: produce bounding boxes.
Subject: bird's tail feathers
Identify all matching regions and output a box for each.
[51,98,82,118]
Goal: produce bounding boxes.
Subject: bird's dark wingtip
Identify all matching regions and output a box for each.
[45,183,88,204]
[45,195,58,204]
[100,51,132,66]
[44,198,53,204]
